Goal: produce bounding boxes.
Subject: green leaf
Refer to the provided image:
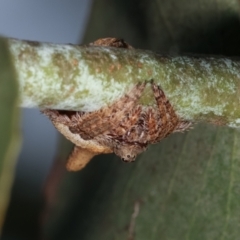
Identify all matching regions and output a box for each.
[0,37,21,232]
[43,0,240,239]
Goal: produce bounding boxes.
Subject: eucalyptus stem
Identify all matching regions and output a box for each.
[7,38,240,127]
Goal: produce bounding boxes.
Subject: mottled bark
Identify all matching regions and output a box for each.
[7,38,240,127]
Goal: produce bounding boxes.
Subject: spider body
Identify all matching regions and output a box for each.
[43,81,191,162]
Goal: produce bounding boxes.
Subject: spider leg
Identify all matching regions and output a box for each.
[174,120,192,132]
[110,81,147,114]
[42,109,72,125]
[91,37,133,49]
[145,107,160,142]
[150,82,179,143]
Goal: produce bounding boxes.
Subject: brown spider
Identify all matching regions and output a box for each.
[43,80,191,162]
[42,38,191,170]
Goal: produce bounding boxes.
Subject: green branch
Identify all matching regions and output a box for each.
[7,38,240,127]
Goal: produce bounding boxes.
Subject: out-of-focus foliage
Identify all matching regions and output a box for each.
[0,38,20,233]
[43,0,240,239]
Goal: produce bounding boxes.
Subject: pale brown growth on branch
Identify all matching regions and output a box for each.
[42,38,191,171]
[66,146,98,171]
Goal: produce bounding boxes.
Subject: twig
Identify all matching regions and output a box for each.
[6,37,240,127]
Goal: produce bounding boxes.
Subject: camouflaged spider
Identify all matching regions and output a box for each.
[42,38,191,171]
[43,80,191,164]
[71,80,190,162]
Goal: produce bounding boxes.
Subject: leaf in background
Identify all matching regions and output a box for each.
[0,37,21,232]
[43,0,240,239]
